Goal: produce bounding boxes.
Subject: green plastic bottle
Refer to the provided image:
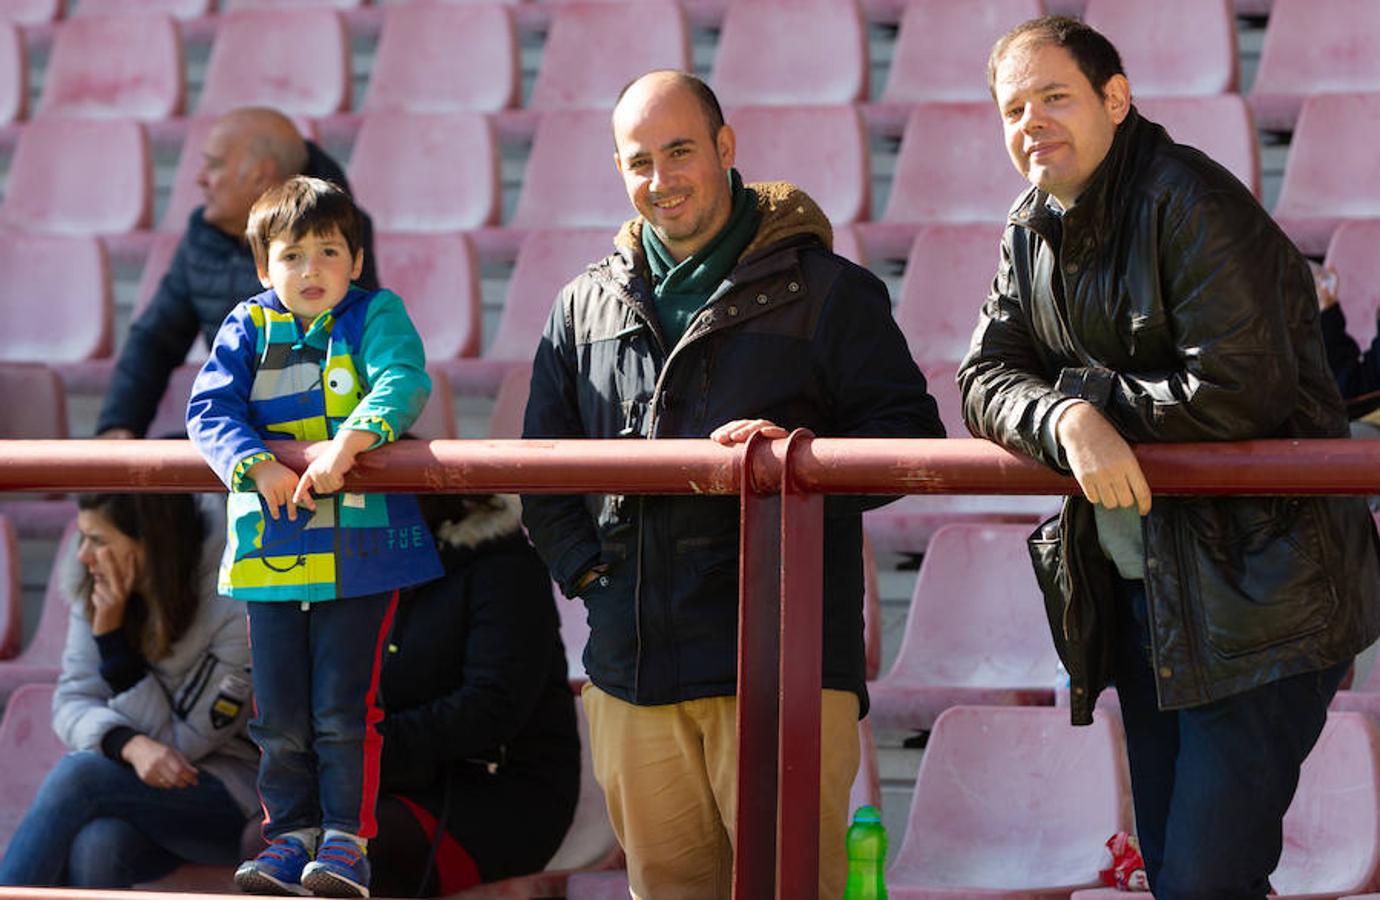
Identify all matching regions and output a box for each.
[843,805,887,899]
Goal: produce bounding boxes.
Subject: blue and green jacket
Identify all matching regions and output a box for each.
[187,286,443,602]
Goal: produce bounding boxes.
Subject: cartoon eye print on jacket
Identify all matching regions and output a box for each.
[323,354,366,418]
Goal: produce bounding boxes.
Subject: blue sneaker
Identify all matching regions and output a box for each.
[300,833,370,898]
[235,835,313,896]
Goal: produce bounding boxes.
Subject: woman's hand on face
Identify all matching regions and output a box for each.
[121,734,199,789]
[89,544,138,636]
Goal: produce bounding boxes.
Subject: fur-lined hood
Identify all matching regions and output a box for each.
[431,493,523,551]
[613,180,833,269]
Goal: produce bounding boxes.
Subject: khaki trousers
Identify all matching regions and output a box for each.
[583,684,860,900]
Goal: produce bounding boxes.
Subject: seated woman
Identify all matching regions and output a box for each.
[369,493,581,897]
[0,493,257,888]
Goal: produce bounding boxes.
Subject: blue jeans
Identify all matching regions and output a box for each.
[0,751,246,887]
[246,591,398,840]
[1113,578,1348,900]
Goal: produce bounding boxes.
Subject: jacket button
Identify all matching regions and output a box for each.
[598,576,610,588]
[1064,261,1079,275]
[756,294,769,305]
[1158,666,1173,679]
[787,281,800,292]
[728,305,738,316]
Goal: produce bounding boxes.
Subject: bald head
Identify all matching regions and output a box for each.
[614,70,724,143]
[197,107,309,237]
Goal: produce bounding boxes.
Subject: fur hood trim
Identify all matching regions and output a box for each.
[433,494,523,551]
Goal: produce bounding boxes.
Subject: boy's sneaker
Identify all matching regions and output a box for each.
[235,836,313,896]
[300,833,370,898]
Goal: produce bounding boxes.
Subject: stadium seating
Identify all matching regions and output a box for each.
[490,227,613,363]
[72,0,212,17]
[0,363,66,440]
[486,363,534,440]
[1272,92,1380,255]
[0,233,112,363]
[0,683,68,858]
[727,105,870,224]
[555,580,588,687]
[0,520,78,706]
[529,0,690,110]
[132,230,184,327]
[1322,218,1380,351]
[1249,0,1380,132]
[38,13,183,121]
[364,3,518,114]
[894,223,1004,371]
[0,117,151,235]
[0,0,58,25]
[867,523,1060,732]
[348,111,501,232]
[143,362,201,440]
[372,231,482,360]
[1082,0,1236,96]
[223,0,363,9]
[0,19,24,126]
[197,9,351,118]
[831,223,866,268]
[1136,94,1261,197]
[712,0,868,106]
[511,110,631,230]
[886,705,1132,896]
[0,514,18,660]
[410,365,459,441]
[880,0,1045,105]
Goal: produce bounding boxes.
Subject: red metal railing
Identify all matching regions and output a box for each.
[3,435,1379,899]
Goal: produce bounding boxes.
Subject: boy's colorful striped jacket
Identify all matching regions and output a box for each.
[187,285,442,602]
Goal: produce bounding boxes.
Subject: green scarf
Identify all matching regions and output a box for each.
[642,168,761,348]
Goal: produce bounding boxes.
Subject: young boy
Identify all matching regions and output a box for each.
[187,176,443,898]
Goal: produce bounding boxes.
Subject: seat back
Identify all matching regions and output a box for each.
[1083,0,1235,96]
[197,9,350,117]
[366,4,518,113]
[512,110,631,229]
[223,0,363,8]
[144,363,201,440]
[1273,92,1380,255]
[0,684,67,858]
[0,514,19,660]
[0,363,67,439]
[712,0,867,106]
[554,580,589,686]
[409,365,458,441]
[1,117,151,235]
[895,224,1004,370]
[727,105,869,224]
[889,706,1132,889]
[487,362,534,440]
[0,233,112,363]
[1248,0,1380,132]
[0,0,59,24]
[1271,712,1380,893]
[0,19,24,126]
[543,694,619,870]
[349,111,500,232]
[491,228,615,362]
[39,14,183,120]
[73,0,212,17]
[849,716,881,816]
[530,0,689,110]
[1136,95,1260,197]
[373,231,482,360]
[1323,218,1380,352]
[882,0,1045,103]
[884,102,1029,225]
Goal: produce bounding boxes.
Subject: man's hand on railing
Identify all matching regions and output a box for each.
[709,419,788,446]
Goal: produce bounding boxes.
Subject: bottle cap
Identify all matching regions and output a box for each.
[851,805,881,824]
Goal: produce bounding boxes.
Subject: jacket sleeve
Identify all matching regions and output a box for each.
[342,290,431,445]
[1056,189,1305,443]
[186,302,274,491]
[521,293,603,597]
[381,548,556,769]
[53,601,133,753]
[96,237,200,437]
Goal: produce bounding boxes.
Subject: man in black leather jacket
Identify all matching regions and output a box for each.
[97,107,378,438]
[959,16,1380,898]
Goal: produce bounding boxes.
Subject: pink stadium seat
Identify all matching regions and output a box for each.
[727,105,869,224]
[511,110,631,229]
[881,0,1045,104]
[348,111,500,232]
[0,19,24,126]
[1136,94,1260,197]
[373,231,482,360]
[0,684,68,857]
[224,0,362,8]
[0,0,58,24]
[0,520,79,705]
[887,705,1131,896]
[1322,219,1380,352]
[143,363,204,439]
[410,365,459,441]
[1248,0,1380,133]
[365,4,518,114]
[862,535,881,682]
[0,363,66,439]
[38,13,183,120]
[197,9,350,118]
[0,233,112,363]
[0,514,19,660]
[895,224,1003,371]
[1082,0,1235,96]
[72,0,212,17]
[832,223,866,268]
[555,581,588,687]
[1272,93,1380,256]
[492,228,614,362]
[0,117,151,235]
[487,363,534,440]
[711,0,868,106]
[867,523,1060,732]
[530,0,689,110]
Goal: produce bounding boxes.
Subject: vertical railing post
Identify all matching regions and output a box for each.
[776,429,823,899]
[734,431,782,899]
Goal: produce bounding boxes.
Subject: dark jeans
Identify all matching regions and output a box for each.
[246,591,398,841]
[1113,578,1348,900]
[0,751,245,887]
